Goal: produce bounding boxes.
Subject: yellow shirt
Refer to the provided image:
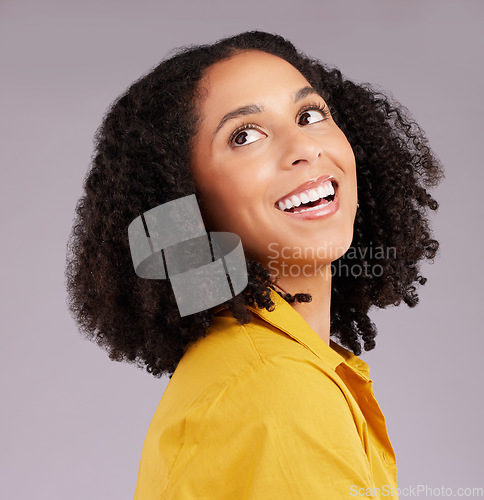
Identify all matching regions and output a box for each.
[134,288,398,499]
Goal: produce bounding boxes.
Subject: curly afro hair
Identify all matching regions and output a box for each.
[65,30,444,378]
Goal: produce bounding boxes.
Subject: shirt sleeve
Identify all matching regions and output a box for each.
[164,356,375,499]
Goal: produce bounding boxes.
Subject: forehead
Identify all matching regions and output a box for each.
[197,50,311,112]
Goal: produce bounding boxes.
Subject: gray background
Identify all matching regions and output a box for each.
[1,0,482,498]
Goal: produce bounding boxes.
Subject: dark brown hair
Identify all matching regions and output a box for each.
[65,30,444,378]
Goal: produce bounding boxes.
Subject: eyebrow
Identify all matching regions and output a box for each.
[212,86,320,142]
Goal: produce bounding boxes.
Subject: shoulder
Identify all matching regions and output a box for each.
[143,313,370,496]
[173,311,339,394]
[168,332,369,493]
[159,310,356,429]
[204,345,355,432]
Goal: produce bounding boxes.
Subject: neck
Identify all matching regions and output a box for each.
[270,264,332,345]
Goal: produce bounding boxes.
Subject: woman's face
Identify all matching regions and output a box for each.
[190,50,357,271]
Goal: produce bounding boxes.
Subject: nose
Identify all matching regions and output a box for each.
[279,126,323,170]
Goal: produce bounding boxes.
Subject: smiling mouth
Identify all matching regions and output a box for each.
[275,178,338,214]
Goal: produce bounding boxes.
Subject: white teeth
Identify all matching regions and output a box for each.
[307,189,319,202]
[276,180,336,211]
[299,192,310,204]
[296,200,334,213]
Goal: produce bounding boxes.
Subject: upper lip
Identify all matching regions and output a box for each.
[275,174,338,205]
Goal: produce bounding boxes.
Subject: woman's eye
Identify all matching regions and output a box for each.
[229,105,329,147]
[232,127,265,147]
[299,109,326,126]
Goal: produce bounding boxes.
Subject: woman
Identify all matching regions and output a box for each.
[65,30,444,498]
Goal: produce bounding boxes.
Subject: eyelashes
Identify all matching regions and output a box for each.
[298,102,331,121]
[228,101,331,147]
[228,123,261,147]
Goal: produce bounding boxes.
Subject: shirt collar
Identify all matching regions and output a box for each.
[243,287,370,378]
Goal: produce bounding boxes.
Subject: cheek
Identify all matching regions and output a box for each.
[339,140,358,195]
[196,157,260,206]
[340,137,356,168]
[195,174,247,232]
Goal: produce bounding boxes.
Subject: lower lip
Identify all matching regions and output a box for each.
[277,189,340,220]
